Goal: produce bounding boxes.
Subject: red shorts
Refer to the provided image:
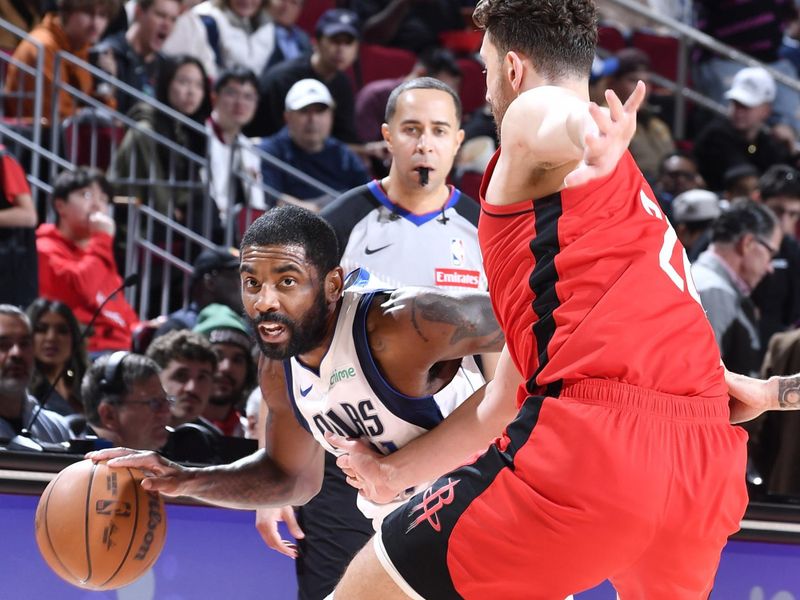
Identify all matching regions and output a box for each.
[376,379,748,599]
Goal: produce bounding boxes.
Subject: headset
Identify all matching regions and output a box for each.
[98,351,130,396]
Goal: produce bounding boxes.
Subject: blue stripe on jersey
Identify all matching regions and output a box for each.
[367,180,462,226]
[282,360,312,433]
[352,291,445,430]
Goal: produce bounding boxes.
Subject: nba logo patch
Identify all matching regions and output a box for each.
[450,239,465,266]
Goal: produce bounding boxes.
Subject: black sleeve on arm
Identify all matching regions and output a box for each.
[319,185,378,261]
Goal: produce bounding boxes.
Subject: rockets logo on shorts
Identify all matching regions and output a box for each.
[434,268,481,288]
[406,478,460,533]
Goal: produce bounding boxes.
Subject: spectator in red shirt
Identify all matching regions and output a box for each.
[0,146,38,309]
[36,168,139,354]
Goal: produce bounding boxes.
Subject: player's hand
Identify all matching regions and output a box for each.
[563,80,646,189]
[326,433,399,504]
[86,448,189,497]
[255,506,304,559]
[725,368,777,423]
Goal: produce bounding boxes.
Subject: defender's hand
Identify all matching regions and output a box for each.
[564,80,646,188]
[255,506,304,559]
[327,433,400,504]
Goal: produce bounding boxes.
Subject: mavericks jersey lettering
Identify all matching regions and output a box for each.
[283,290,484,524]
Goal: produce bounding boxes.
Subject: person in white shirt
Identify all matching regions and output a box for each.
[205,66,267,227]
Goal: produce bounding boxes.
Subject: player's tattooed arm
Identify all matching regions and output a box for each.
[778,376,800,408]
[390,287,504,356]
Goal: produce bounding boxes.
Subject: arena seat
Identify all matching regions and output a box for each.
[62,109,125,170]
[457,57,487,117]
[598,24,627,53]
[357,44,417,88]
[631,30,681,82]
[296,0,335,36]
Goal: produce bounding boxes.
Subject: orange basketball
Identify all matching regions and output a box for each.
[34,459,167,590]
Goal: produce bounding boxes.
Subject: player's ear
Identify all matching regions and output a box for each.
[505,50,525,93]
[324,266,344,301]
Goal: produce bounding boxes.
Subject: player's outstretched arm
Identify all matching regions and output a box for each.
[88,358,325,510]
[726,368,800,423]
[331,345,520,503]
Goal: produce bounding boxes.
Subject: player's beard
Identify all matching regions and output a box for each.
[246,286,330,360]
[488,82,514,141]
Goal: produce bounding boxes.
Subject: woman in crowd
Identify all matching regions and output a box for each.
[112,55,212,225]
[26,298,89,416]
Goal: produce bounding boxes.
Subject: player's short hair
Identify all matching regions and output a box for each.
[385,76,462,124]
[146,329,218,371]
[240,206,339,277]
[759,164,800,202]
[711,199,779,245]
[473,0,597,82]
[82,353,161,425]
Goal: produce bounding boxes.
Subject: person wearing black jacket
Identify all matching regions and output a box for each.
[752,164,800,348]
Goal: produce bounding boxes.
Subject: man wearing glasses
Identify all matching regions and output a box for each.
[691,199,782,378]
[80,352,173,451]
[752,165,800,349]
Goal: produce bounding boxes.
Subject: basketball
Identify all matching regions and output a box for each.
[34,459,167,590]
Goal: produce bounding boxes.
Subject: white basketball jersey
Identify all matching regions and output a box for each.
[284,288,484,525]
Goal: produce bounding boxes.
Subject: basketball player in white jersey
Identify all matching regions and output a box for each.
[87,206,512,552]
[283,77,494,599]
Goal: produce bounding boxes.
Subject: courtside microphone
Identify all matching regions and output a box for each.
[19,273,139,445]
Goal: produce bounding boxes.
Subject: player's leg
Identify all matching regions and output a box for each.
[329,536,415,600]
[296,453,373,599]
[610,416,749,599]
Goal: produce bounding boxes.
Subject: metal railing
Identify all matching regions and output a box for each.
[0,16,338,319]
[602,0,800,139]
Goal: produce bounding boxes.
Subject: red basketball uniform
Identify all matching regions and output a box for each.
[376,150,748,599]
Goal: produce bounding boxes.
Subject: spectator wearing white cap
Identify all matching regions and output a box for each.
[257,78,369,210]
[671,189,722,262]
[694,67,795,191]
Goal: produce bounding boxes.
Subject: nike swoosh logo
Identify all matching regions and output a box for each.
[300,385,312,397]
[365,244,392,255]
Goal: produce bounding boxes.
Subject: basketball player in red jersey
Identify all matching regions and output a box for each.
[326,0,751,598]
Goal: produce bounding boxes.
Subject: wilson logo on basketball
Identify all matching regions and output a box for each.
[134,493,163,560]
[434,268,480,288]
[406,478,460,533]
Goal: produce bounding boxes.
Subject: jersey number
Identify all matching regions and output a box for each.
[640,190,701,305]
